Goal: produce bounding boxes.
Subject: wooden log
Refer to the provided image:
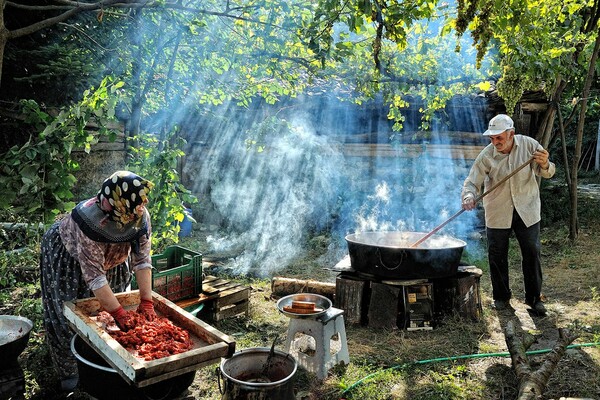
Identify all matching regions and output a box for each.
[504,320,579,400]
[291,301,316,310]
[271,277,336,300]
[432,271,482,321]
[367,282,401,329]
[282,305,323,314]
[335,275,370,325]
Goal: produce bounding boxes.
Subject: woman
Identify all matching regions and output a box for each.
[40,170,156,392]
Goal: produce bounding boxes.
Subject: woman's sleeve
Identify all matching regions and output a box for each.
[74,229,110,291]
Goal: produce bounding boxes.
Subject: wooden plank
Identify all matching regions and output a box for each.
[214,287,250,308]
[63,290,235,387]
[202,275,233,286]
[176,276,244,308]
[202,278,242,295]
[203,282,243,296]
[337,143,485,160]
[211,302,249,322]
[176,296,204,310]
[155,293,236,348]
[176,276,250,321]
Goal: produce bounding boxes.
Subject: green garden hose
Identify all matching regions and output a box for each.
[340,342,600,397]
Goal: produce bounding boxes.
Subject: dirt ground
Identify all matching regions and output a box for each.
[173,218,600,400]
[11,190,600,400]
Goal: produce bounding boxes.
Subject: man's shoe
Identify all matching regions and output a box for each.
[493,300,510,310]
[527,300,547,315]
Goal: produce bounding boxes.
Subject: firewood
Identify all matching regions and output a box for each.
[504,320,579,400]
[291,300,316,310]
[282,305,323,314]
[271,277,335,299]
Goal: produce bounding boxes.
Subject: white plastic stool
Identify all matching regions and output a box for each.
[284,307,350,379]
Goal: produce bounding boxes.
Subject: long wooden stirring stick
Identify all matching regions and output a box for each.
[409,155,536,248]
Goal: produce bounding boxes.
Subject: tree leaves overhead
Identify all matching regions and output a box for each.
[2,0,599,131]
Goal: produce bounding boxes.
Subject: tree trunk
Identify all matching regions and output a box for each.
[127,9,144,140]
[0,0,7,88]
[535,102,556,149]
[556,107,572,189]
[569,29,600,240]
[504,320,578,400]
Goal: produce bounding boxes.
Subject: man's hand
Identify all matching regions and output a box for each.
[109,305,135,331]
[462,194,477,211]
[533,149,550,170]
[137,298,157,321]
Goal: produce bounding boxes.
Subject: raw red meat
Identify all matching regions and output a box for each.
[96,311,193,361]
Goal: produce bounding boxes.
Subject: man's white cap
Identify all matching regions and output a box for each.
[483,114,514,136]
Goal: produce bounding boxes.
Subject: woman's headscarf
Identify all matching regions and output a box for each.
[97,171,154,227]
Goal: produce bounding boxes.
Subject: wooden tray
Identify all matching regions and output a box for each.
[63,290,235,387]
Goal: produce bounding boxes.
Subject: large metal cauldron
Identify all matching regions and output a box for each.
[345,231,466,279]
[71,335,195,400]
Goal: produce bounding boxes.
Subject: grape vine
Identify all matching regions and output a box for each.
[496,65,532,114]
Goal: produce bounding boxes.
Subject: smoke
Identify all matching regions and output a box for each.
[183,95,483,277]
[187,103,346,276]
[177,17,491,277]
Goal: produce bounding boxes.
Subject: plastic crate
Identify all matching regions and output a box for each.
[132,246,202,302]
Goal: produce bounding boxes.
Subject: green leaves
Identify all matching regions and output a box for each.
[0,77,126,223]
[127,131,198,250]
[455,0,598,115]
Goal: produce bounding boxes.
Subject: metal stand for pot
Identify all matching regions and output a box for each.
[283,307,350,380]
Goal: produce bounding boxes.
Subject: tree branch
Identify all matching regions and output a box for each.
[5,0,286,39]
[504,321,579,400]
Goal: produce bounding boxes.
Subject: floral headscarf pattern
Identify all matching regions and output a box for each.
[97,171,153,227]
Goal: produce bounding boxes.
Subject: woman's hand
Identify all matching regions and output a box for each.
[137,298,157,321]
[109,305,135,331]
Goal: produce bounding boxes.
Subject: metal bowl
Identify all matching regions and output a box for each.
[276,293,332,319]
[0,315,33,363]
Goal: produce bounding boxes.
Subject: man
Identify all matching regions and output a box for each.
[462,114,555,315]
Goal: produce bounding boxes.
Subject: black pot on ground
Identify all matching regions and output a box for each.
[218,347,297,400]
[71,335,195,400]
[0,315,33,368]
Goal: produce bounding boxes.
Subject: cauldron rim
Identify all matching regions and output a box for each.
[345,231,467,250]
[70,335,116,373]
[220,347,297,388]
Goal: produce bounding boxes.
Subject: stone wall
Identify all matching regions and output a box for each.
[72,137,127,200]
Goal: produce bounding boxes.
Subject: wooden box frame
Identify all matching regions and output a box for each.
[63,290,235,387]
